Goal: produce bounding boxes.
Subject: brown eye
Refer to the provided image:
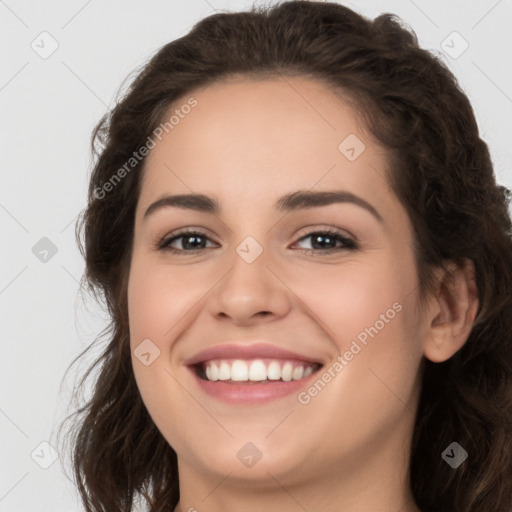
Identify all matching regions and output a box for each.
[157,230,217,253]
[294,230,357,253]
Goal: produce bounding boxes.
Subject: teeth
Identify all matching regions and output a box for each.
[248,360,267,381]
[219,361,230,380]
[281,362,293,382]
[292,366,304,380]
[231,360,248,381]
[201,359,318,382]
[267,361,281,380]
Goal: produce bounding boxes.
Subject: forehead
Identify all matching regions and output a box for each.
[138,75,393,212]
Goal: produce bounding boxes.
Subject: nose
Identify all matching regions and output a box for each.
[206,248,292,326]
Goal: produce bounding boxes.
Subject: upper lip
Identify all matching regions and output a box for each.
[183,342,324,366]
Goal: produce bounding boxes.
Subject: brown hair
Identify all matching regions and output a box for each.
[57,1,512,511]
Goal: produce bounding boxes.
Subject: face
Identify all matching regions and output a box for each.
[127,76,427,488]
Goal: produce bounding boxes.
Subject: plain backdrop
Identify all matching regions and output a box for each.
[1,0,511,510]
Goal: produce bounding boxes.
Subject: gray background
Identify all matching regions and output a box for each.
[1,0,511,510]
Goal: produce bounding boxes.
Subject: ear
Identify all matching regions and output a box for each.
[423,258,479,363]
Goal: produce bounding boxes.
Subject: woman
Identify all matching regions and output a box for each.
[58,1,512,511]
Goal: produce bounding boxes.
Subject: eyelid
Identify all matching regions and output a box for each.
[294,224,356,242]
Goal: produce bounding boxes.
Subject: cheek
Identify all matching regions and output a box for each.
[127,258,197,450]
[127,257,192,345]
[336,256,423,410]
[300,255,411,333]
[310,251,422,378]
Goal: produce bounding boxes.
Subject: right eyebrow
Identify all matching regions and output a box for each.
[144,194,218,220]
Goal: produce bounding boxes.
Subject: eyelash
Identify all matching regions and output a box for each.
[156,228,358,255]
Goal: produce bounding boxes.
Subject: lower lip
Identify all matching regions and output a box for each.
[188,366,320,405]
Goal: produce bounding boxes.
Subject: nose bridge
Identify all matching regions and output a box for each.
[207,232,291,323]
[227,234,274,301]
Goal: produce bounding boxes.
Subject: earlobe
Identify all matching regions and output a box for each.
[423,258,479,363]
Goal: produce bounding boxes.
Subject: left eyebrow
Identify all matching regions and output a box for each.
[275,190,383,223]
[143,189,383,224]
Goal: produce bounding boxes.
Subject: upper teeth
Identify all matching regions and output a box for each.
[203,359,316,382]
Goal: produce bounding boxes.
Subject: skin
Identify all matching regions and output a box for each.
[127,75,479,512]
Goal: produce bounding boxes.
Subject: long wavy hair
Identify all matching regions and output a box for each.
[56,1,512,511]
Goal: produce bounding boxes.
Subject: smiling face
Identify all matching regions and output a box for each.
[127,75,429,502]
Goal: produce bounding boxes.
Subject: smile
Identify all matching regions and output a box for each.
[198,358,320,382]
[184,342,325,404]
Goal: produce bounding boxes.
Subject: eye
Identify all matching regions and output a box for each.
[156,228,358,254]
[292,229,357,253]
[156,229,217,253]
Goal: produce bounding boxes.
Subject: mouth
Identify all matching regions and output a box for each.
[184,342,325,404]
[194,358,322,384]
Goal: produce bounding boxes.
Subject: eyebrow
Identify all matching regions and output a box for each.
[143,190,383,223]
